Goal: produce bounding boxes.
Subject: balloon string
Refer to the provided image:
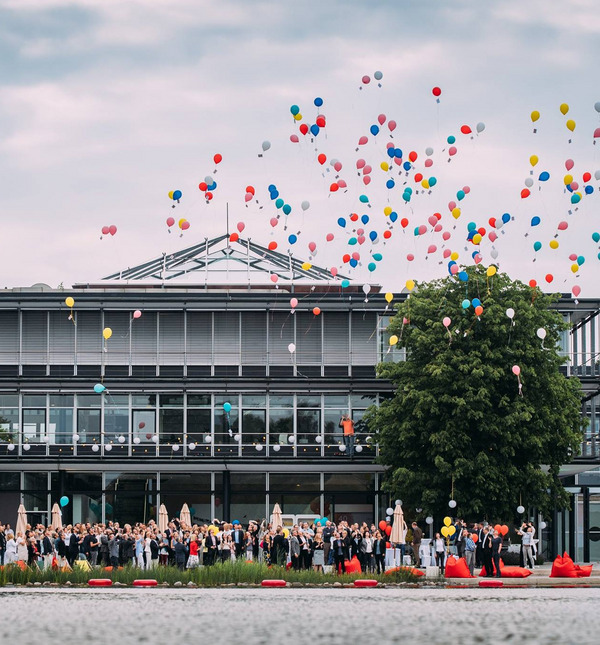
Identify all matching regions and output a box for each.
[517,375,523,396]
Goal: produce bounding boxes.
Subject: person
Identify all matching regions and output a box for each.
[187,534,199,568]
[16,532,28,563]
[245,531,254,561]
[231,522,244,559]
[373,530,386,574]
[0,524,6,566]
[41,530,54,570]
[271,527,287,566]
[299,529,312,570]
[464,530,476,576]
[481,526,494,576]
[475,523,485,568]
[173,536,188,570]
[332,531,347,573]
[204,529,219,566]
[135,532,145,569]
[55,531,68,568]
[289,529,301,570]
[361,531,374,572]
[454,520,466,558]
[434,532,446,573]
[220,531,233,563]
[312,534,325,572]
[410,522,422,567]
[322,521,333,566]
[107,531,120,568]
[491,529,503,578]
[339,413,355,457]
[520,525,535,569]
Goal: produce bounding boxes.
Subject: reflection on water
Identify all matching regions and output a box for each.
[0,587,598,645]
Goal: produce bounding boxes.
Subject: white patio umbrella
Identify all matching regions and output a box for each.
[158,504,169,533]
[50,503,63,531]
[179,503,191,526]
[15,503,28,536]
[270,502,283,530]
[390,503,407,565]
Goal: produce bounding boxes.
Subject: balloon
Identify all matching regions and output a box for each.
[230,232,239,242]
[379,520,387,531]
[557,221,568,231]
[460,125,472,135]
[317,153,327,165]
[312,307,321,316]
[512,365,521,376]
[262,141,271,152]
[545,274,553,283]
[405,279,415,291]
[290,298,298,309]
[476,122,485,133]
[486,266,497,277]
[270,275,278,283]
[314,97,323,107]
[237,222,245,233]
[565,158,574,171]
[93,383,106,394]
[101,226,110,235]
[572,285,581,297]
[133,310,142,319]
[441,526,449,538]
[501,525,509,536]
[531,110,540,123]
[290,104,300,115]
[506,308,515,320]
[288,234,297,244]
[65,297,74,308]
[530,216,540,227]
[462,299,470,309]
[172,190,182,201]
[537,328,547,340]
[475,305,483,316]
[290,134,299,143]
[60,496,69,507]
[432,86,441,97]
[370,124,380,136]
[282,204,292,215]
[299,123,308,135]
[301,201,310,211]
[443,516,451,527]
[533,241,542,252]
[559,103,569,115]
[223,402,232,412]
[288,343,296,353]
[103,327,112,340]
[566,119,576,132]
[358,136,368,146]
[443,317,451,327]
[529,155,538,167]
[213,153,222,165]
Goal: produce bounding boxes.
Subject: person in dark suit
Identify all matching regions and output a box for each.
[231,523,244,559]
[332,532,348,573]
[411,522,423,567]
[204,529,219,566]
[475,523,485,568]
[173,536,188,570]
[271,527,287,566]
[491,529,503,578]
[373,531,387,574]
[481,526,494,576]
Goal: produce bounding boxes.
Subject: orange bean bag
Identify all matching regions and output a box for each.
[550,552,578,578]
[499,566,532,578]
[340,556,361,574]
[445,555,475,578]
[574,564,593,578]
[384,566,425,577]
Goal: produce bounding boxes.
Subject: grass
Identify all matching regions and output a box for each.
[0,560,422,587]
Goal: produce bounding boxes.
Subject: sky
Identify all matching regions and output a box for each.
[0,0,599,294]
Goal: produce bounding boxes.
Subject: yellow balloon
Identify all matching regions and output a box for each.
[571,263,579,273]
[564,174,573,186]
[65,297,74,308]
[421,179,430,189]
[451,207,461,219]
[450,252,459,261]
[282,529,289,539]
[405,279,415,291]
[294,113,302,121]
[441,526,449,537]
[389,335,399,346]
[486,266,497,277]
[448,526,456,536]
[168,191,174,199]
[380,162,389,172]
[530,110,540,123]
[566,119,576,132]
[103,327,112,340]
[560,103,569,115]
[178,218,186,228]
[472,233,482,245]
[384,292,393,304]
[302,262,312,271]
[529,155,538,167]
[549,240,559,250]
[443,516,452,527]
[383,206,392,216]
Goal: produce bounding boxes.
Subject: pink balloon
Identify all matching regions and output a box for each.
[388,120,396,132]
[351,252,360,261]
[333,161,342,172]
[357,228,364,235]
[442,231,451,241]
[406,254,414,261]
[474,254,482,264]
[270,217,278,227]
[418,225,427,235]
[363,176,371,185]
[393,157,403,166]
[244,192,253,202]
[424,159,433,168]
[290,298,298,308]
[101,226,110,235]
[565,159,574,171]
[569,253,578,261]
[330,267,338,276]
[166,217,175,227]
[572,285,581,297]
[450,264,459,274]
[109,225,117,236]
[462,186,470,194]
[356,159,366,169]
[449,146,457,156]
[181,221,190,231]
[237,222,245,232]
[570,182,579,191]
[594,128,600,139]
[512,365,521,376]
[290,134,299,143]
[357,236,366,245]
[362,75,370,84]
[557,221,568,231]
[403,317,409,325]
[427,244,437,254]
[270,274,278,283]
[434,224,443,233]
[428,215,438,227]
[378,114,386,125]
[337,179,347,188]
[448,201,456,211]
[443,249,451,258]
[489,231,498,242]
[133,310,142,319]
[308,241,316,253]
[386,142,394,149]
[443,316,451,327]
[363,165,372,175]
[358,136,368,146]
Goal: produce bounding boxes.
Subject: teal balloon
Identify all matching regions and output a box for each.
[282,204,292,215]
[533,241,542,252]
[341,279,350,288]
[447,135,456,144]
[461,299,470,309]
[359,194,369,203]
[456,190,465,201]
[348,237,357,245]
[275,198,284,209]
[93,383,106,394]
[592,232,600,243]
[223,402,232,412]
[367,262,376,272]
[429,177,437,187]
[571,193,581,204]
[467,222,477,231]
[60,496,69,507]
[372,253,382,261]
[290,105,300,115]
[577,255,585,265]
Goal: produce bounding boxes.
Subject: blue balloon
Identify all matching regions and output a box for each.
[337,217,346,228]
[290,105,300,115]
[207,182,216,191]
[502,213,510,224]
[372,253,382,261]
[394,148,403,159]
[93,383,106,394]
[538,171,550,182]
[288,234,297,244]
[461,299,471,309]
[275,198,284,209]
[387,148,395,158]
[60,496,69,507]
[533,241,542,252]
[370,124,380,136]
[447,135,456,144]
[530,216,541,227]
[403,161,412,171]
[577,255,585,266]
[367,262,376,272]
[349,258,358,267]
[472,298,481,307]
[389,212,398,222]
[361,215,369,224]
[386,179,395,189]
[471,251,479,259]
[369,231,377,241]
[467,230,476,240]
[429,177,437,187]
[282,204,292,215]
[341,279,350,288]
[268,184,277,192]
[270,190,279,200]
[458,271,469,282]
[172,190,182,200]
[467,222,477,231]
[310,124,320,136]
[566,183,573,193]
[585,185,594,195]
[223,402,232,412]
[456,190,465,201]
[314,97,323,107]
[348,237,357,245]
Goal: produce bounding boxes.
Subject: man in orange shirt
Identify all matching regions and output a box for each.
[340,413,355,456]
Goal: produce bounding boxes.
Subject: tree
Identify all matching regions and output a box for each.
[366,265,583,522]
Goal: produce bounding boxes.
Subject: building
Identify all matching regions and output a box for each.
[0,236,598,560]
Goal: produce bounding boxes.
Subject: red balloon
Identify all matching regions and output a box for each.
[521,188,530,199]
[358,136,368,146]
[101,226,110,235]
[318,153,327,165]
[213,153,222,165]
[109,225,117,236]
[379,520,387,531]
[414,173,423,182]
[400,217,409,228]
[362,75,371,84]
[290,134,299,143]
[501,525,509,536]
[230,232,239,242]
[475,305,483,316]
[299,123,309,135]
[198,182,207,191]
[342,254,351,263]
[385,526,392,536]
[432,86,441,97]
[471,533,478,543]
[583,171,591,183]
[449,146,457,156]
[383,230,392,239]
[181,221,190,231]
[349,213,359,222]
[388,120,396,132]
[488,217,496,228]
[337,180,347,188]
[205,191,213,201]
[316,115,326,128]
[529,279,537,288]
[246,185,255,195]
[268,241,277,251]
[313,307,321,316]
[138,422,146,429]
[494,524,501,534]
[330,183,339,192]
[408,151,418,162]
[460,125,472,135]
[545,274,553,283]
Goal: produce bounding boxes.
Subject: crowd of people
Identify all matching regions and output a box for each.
[0,516,537,577]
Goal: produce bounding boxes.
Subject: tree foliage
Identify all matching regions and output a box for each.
[366,266,583,522]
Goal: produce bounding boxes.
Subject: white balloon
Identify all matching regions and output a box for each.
[425,516,434,525]
[539,521,547,529]
[172,444,180,452]
[23,444,30,451]
[395,499,402,506]
[205,435,212,443]
[255,444,263,451]
[7,443,15,451]
[355,445,363,453]
[537,327,547,340]
[490,248,499,259]
[272,444,281,452]
[362,284,371,295]
[92,444,99,452]
[339,444,347,452]
[315,436,323,443]
[262,140,271,152]
[104,444,112,452]
[525,177,534,188]
[188,442,196,450]
[133,437,140,445]
[72,434,80,442]
[595,170,600,181]
[386,507,394,516]
[425,147,434,156]
[517,505,525,514]
[476,122,486,133]
[385,516,391,522]
[506,308,515,319]
[448,499,457,508]
[288,435,295,444]
[595,102,600,114]
[301,201,310,211]
[288,343,296,353]
[118,435,126,444]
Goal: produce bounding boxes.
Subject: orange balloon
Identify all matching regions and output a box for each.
[501,525,509,536]
[312,307,321,316]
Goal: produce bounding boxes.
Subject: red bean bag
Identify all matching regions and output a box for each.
[384,566,425,577]
[500,566,532,578]
[445,556,475,578]
[479,559,505,577]
[261,579,286,587]
[338,556,362,574]
[354,579,378,587]
[550,553,578,578]
[574,564,593,578]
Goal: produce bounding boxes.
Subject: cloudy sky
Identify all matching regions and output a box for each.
[1,0,599,293]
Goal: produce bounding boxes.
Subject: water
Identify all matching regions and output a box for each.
[0,587,598,644]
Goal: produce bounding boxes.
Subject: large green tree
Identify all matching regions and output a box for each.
[366,265,583,521]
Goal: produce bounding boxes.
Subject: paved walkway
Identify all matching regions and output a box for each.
[440,563,599,586]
